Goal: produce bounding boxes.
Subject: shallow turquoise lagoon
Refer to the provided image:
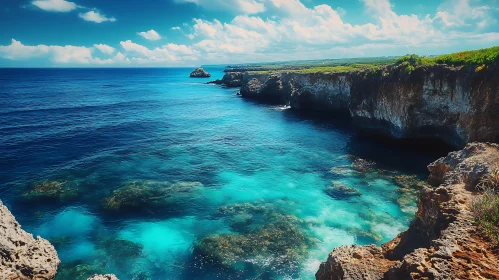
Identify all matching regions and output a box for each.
[0,68,446,279]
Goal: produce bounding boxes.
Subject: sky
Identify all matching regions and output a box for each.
[1,0,499,67]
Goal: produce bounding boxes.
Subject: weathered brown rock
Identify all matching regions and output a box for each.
[316,245,396,280]
[316,142,499,280]
[230,63,499,148]
[209,72,243,87]
[87,274,119,280]
[190,67,211,78]
[0,201,60,280]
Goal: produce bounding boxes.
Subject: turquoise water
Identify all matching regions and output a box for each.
[0,68,443,279]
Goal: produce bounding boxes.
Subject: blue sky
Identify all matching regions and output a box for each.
[1,0,498,67]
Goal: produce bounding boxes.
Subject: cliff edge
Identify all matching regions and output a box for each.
[316,142,499,280]
[214,63,499,148]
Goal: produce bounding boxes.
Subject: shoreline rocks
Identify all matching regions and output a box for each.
[190,67,211,78]
[316,142,499,280]
[0,201,60,279]
[208,72,243,87]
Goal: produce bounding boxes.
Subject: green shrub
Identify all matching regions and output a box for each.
[471,169,499,245]
[396,54,424,66]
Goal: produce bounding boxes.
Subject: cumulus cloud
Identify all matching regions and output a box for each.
[137,30,162,40]
[435,0,493,28]
[93,44,115,54]
[175,0,265,14]
[0,39,128,65]
[120,40,200,63]
[79,11,116,23]
[32,0,77,12]
[172,26,181,31]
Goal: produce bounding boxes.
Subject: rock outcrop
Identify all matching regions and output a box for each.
[316,142,499,280]
[222,63,499,148]
[190,68,211,78]
[208,72,243,87]
[0,201,60,280]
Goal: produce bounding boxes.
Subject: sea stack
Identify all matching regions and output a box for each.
[190,67,211,78]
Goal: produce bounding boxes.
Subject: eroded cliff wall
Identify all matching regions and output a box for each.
[315,142,499,280]
[226,63,499,147]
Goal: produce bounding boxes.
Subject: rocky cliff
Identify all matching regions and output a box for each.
[208,72,244,88]
[216,64,499,148]
[0,201,60,280]
[316,142,499,280]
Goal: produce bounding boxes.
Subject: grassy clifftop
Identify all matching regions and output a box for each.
[397,46,499,72]
[231,46,499,75]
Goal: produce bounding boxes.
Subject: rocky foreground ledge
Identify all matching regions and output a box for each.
[0,201,118,280]
[212,63,499,148]
[316,142,499,280]
[0,201,59,279]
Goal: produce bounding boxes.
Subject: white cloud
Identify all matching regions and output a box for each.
[435,0,493,28]
[32,0,77,12]
[120,40,200,63]
[0,39,132,65]
[0,39,50,59]
[0,39,91,63]
[137,30,162,41]
[79,11,116,23]
[172,26,181,31]
[174,0,265,14]
[93,44,115,54]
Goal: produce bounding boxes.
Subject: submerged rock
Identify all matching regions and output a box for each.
[324,182,361,200]
[195,215,313,269]
[190,67,211,78]
[195,202,315,272]
[87,274,119,280]
[0,201,60,279]
[57,261,106,280]
[351,158,377,173]
[392,174,427,189]
[22,179,81,202]
[96,238,143,260]
[102,180,202,212]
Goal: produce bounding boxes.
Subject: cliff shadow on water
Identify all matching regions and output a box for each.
[240,95,454,175]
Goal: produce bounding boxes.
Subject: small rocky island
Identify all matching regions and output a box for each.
[189,67,211,78]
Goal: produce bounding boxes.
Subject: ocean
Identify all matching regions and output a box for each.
[0,68,446,279]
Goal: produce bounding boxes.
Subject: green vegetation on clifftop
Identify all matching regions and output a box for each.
[397,46,499,71]
[228,46,499,75]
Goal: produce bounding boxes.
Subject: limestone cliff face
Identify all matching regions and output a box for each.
[225,64,499,148]
[209,72,243,88]
[316,142,499,280]
[0,201,60,280]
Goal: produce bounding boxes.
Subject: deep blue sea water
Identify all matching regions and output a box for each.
[0,68,446,279]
